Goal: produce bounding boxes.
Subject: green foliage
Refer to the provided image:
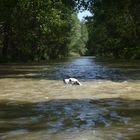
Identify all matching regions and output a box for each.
[86,0,140,59]
[68,14,88,55]
[0,0,86,62]
[0,0,140,62]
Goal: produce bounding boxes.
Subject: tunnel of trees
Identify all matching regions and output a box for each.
[0,0,140,62]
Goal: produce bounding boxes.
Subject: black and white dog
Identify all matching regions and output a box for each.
[63,78,82,85]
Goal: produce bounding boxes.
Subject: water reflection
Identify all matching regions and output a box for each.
[0,57,140,81]
[0,99,140,140]
[0,56,140,140]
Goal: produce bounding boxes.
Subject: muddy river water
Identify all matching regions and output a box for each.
[0,56,140,140]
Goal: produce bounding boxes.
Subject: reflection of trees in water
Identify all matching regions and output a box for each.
[0,98,140,135]
[0,57,140,81]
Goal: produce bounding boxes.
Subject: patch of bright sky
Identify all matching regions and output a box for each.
[78,10,92,21]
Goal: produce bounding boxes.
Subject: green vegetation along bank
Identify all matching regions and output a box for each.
[0,0,140,62]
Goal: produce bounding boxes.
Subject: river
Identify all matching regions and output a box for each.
[0,56,140,140]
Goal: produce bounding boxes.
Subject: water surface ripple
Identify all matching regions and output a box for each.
[0,56,140,140]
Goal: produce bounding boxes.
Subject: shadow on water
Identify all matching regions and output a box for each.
[0,56,140,81]
[0,57,140,139]
[0,98,140,139]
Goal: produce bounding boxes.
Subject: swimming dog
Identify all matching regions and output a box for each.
[63,78,82,85]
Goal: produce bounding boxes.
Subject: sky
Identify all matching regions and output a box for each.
[78,10,92,21]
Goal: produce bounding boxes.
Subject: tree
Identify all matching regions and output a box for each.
[86,0,140,59]
[0,0,75,62]
[0,0,18,62]
[68,14,88,56]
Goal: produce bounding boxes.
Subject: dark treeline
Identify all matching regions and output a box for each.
[0,0,88,62]
[0,0,140,62]
[86,0,140,59]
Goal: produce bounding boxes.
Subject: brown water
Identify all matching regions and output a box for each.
[0,56,140,140]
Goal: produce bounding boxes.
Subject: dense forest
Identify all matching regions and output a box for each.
[86,0,140,59]
[0,0,140,62]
